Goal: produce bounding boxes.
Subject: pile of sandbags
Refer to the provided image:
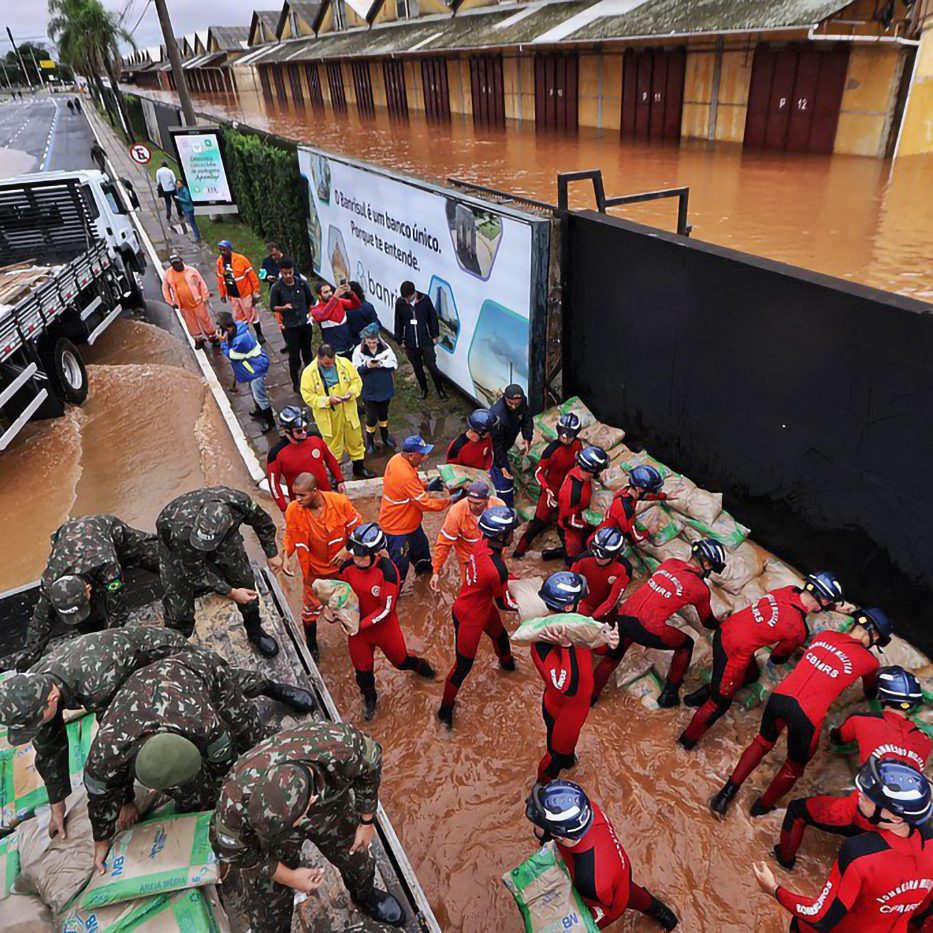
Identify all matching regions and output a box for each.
[312,579,361,635]
[436,463,491,493]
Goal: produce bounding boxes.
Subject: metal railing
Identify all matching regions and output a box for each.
[446,177,557,215]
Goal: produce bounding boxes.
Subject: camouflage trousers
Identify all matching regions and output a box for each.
[238,802,377,933]
[158,543,262,637]
[113,523,160,574]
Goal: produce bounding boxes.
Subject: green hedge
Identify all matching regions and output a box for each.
[220,128,312,274]
[124,94,147,143]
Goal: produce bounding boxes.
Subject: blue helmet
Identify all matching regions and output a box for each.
[691,538,727,575]
[576,446,610,474]
[556,413,582,438]
[876,666,922,711]
[348,522,387,557]
[538,571,588,611]
[629,465,664,492]
[804,572,843,608]
[525,780,593,840]
[278,405,309,433]
[590,527,625,560]
[477,506,518,540]
[854,607,894,649]
[856,758,932,824]
[468,409,498,436]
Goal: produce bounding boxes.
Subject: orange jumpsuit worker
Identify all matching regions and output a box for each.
[216,239,265,344]
[430,482,505,592]
[162,254,215,348]
[283,471,361,662]
[379,435,449,583]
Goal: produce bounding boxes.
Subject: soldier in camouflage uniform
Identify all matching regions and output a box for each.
[211,722,404,931]
[156,486,283,658]
[0,628,316,841]
[85,652,270,871]
[17,514,160,670]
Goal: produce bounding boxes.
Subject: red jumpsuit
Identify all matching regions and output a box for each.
[778,711,932,864]
[558,465,596,563]
[681,586,810,744]
[570,551,632,619]
[597,487,666,544]
[591,558,714,699]
[514,439,581,554]
[775,824,933,932]
[446,432,493,470]
[728,630,879,809]
[555,804,657,929]
[532,638,594,780]
[440,540,516,709]
[267,436,342,512]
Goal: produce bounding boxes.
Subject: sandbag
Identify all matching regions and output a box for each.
[597,465,628,491]
[533,397,597,441]
[512,613,613,650]
[682,511,750,549]
[659,472,697,503]
[642,537,693,566]
[581,422,625,452]
[63,886,230,933]
[312,579,360,636]
[509,578,546,622]
[436,463,491,492]
[0,832,19,898]
[0,893,53,932]
[624,670,664,709]
[711,541,766,596]
[670,488,723,527]
[76,810,219,910]
[502,842,599,933]
[759,556,805,591]
[634,505,684,546]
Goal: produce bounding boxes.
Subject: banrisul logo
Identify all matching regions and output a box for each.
[149,826,167,860]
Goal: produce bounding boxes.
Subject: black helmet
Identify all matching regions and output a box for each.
[538,571,588,611]
[348,522,387,557]
[803,572,844,608]
[876,666,923,711]
[854,607,894,649]
[467,409,498,436]
[556,413,582,438]
[576,446,609,474]
[691,538,726,575]
[525,780,593,840]
[477,506,518,540]
[279,405,309,432]
[855,757,932,825]
[590,527,625,560]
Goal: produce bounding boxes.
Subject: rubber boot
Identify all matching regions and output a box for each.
[541,546,565,561]
[245,624,279,659]
[512,535,530,560]
[262,680,317,714]
[710,780,739,818]
[773,844,797,870]
[305,623,320,663]
[656,681,681,709]
[437,703,454,729]
[365,431,378,455]
[646,896,679,931]
[352,459,376,479]
[380,425,396,449]
[750,798,776,817]
[362,689,378,722]
[683,684,710,708]
[353,889,405,928]
[253,321,266,344]
[676,732,697,751]
[400,656,436,679]
[262,407,276,432]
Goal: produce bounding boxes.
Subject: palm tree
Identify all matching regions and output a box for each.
[48,0,134,137]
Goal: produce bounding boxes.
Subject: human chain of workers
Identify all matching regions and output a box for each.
[2,256,933,931]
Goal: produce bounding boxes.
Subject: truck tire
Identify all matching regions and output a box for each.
[121,254,145,310]
[51,338,88,404]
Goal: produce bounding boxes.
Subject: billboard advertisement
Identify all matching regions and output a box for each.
[297,147,549,407]
[170,127,235,209]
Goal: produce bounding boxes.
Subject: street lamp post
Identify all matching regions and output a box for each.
[153,0,196,125]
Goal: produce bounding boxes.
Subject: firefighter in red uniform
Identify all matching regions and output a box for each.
[437,506,519,729]
[596,464,667,546]
[267,407,344,512]
[711,606,891,819]
[677,572,842,750]
[513,413,584,559]
[446,409,497,471]
[754,758,933,932]
[525,780,678,930]
[557,446,610,566]
[569,527,632,619]
[336,522,436,721]
[775,665,930,869]
[532,571,618,781]
[591,538,726,709]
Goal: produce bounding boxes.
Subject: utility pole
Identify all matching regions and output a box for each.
[0,58,13,92]
[153,0,196,125]
[28,46,45,89]
[5,27,34,89]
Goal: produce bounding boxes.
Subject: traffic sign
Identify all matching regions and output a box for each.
[129,143,152,165]
[39,60,56,69]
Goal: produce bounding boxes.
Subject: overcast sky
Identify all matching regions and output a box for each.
[2,0,263,57]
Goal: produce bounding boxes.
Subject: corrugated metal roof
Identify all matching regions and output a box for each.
[210,26,250,50]
[568,0,854,42]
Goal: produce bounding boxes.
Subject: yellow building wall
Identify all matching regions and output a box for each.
[318,7,335,33]
[449,57,473,116]
[418,0,449,13]
[715,48,753,143]
[577,54,599,128]
[519,56,535,123]
[503,56,522,121]
[896,25,933,156]
[600,52,622,130]
[835,45,902,157]
[341,61,358,106]
[372,59,388,108]
[404,60,422,111]
[681,47,714,140]
[457,0,498,10]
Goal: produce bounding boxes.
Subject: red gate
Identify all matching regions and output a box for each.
[621,48,686,141]
[421,58,450,122]
[470,55,505,128]
[534,53,578,131]
[352,61,375,117]
[326,62,347,113]
[383,60,409,118]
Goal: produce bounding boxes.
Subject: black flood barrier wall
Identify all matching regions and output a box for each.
[564,211,933,655]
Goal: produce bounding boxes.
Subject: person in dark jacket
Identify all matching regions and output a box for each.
[347,281,380,346]
[489,384,533,508]
[269,259,315,392]
[393,281,447,400]
[352,323,398,454]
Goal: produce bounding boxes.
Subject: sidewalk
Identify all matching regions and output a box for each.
[85,106,472,478]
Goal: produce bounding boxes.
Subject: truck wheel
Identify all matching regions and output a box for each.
[52,338,88,404]
[121,254,145,309]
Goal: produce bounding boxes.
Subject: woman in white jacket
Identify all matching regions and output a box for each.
[352,322,399,454]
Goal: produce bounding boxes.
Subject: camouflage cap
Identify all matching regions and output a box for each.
[134,733,203,789]
[189,501,235,552]
[247,763,314,843]
[0,673,55,745]
[48,575,91,624]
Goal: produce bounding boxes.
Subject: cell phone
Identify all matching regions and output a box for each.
[340,278,347,285]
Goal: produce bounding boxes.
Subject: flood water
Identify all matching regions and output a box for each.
[138,86,933,299]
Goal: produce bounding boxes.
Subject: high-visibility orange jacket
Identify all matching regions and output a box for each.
[283,493,362,578]
[432,494,504,574]
[162,264,209,310]
[216,251,260,299]
[378,453,448,536]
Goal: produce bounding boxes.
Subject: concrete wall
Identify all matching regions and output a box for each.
[898,23,933,155]
[836,45,905,157]
[503,55,533,122]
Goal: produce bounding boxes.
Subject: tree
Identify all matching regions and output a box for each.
[48,0,133,134]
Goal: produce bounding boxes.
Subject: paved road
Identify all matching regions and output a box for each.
[0,95,94,173]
